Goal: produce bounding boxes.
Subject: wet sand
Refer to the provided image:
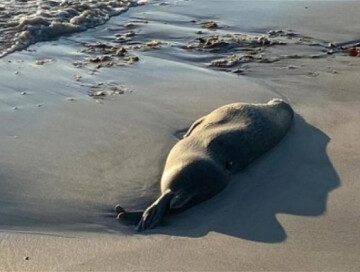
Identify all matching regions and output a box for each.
[1,0,360,270]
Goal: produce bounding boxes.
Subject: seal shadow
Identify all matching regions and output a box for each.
[149,114,340,242]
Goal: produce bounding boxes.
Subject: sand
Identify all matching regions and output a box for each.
[1,0,360,270]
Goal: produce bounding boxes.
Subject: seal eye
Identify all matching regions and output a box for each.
[225,161,233,171]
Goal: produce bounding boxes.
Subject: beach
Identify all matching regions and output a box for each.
[1,0,360,270]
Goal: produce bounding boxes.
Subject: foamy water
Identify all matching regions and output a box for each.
[0,0,358,234]
[0,0,144,57]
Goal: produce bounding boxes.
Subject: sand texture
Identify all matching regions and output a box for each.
[0,0,360,270]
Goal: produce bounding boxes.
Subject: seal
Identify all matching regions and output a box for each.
[115,99,294,231]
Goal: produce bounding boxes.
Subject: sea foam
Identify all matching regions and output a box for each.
[0,0,142,57]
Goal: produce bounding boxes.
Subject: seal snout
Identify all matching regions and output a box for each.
[268,98,290,108]
[268,98,294,119]
[268,98,284,104]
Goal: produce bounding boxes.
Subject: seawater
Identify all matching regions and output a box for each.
[0,0,144,57]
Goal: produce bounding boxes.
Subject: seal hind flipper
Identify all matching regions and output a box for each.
[115,204,125,215]
[136,190,174,232]
[117,211,144,225]
[115,204,144,225]
[169,190,196,209]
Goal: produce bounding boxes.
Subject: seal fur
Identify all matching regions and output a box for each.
[116,99,294,231]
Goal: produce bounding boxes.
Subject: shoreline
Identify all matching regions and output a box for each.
[1,0,360,270]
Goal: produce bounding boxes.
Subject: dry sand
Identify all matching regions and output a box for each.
[1,0,360,270]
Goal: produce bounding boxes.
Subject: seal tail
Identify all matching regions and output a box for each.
[136,190,174,232]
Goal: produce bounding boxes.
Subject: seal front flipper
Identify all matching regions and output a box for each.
[136,190,174,232]
[183,116,205,138]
